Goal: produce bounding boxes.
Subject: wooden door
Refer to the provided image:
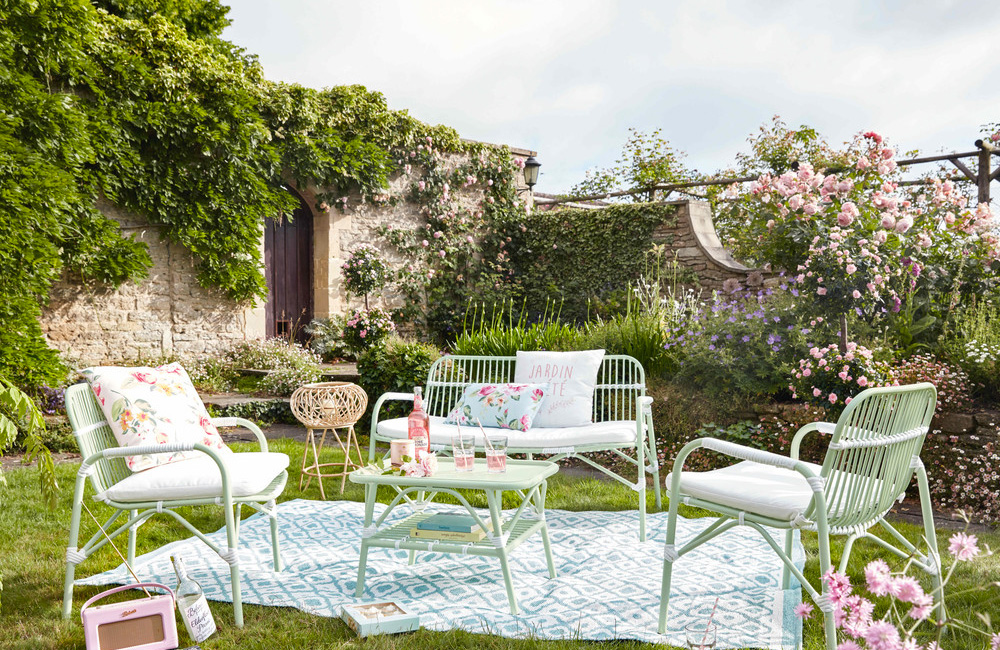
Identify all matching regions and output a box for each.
[264,195,313,342]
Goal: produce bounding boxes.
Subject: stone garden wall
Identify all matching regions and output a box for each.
[39,200,263,366]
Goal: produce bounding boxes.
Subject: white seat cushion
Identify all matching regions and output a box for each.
[668,461,824,522]
[376,416,637,450]
[98,452,289,502]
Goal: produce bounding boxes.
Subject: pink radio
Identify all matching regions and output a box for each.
[81,582,178,650]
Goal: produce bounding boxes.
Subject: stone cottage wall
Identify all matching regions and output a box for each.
[39,200,263,365]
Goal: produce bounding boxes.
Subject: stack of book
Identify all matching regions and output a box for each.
[410,513,494,542]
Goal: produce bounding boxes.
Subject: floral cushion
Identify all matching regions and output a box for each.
[81,362,230,472]
[444,383,548,432]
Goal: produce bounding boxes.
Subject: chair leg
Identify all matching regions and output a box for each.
[269,501,283,572]
[222,497,243,628]
[838,533,859,574]
[816,523,836,650]
[636,436,647,542]
[645,416,662,510]
[62,475,87,620]
[781,530,794,589]
[127,509,138,566]
[915,461,946,624]
[657,491,681,634]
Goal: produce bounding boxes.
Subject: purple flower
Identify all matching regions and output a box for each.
[742,335,750,342]
[708,344,715,351]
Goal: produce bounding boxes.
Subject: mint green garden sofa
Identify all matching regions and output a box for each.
[368,354,660,540]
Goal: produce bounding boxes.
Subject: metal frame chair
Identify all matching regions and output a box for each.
[62,383,287,627]
[368,354,660,540]
[658,383,941,650]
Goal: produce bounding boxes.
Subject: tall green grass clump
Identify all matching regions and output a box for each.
[451,301,583,356]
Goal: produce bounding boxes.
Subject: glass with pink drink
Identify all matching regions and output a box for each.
[451,434,475,472]
[485,435,508,474]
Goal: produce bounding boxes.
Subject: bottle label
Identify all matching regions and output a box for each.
[182,595,217,642]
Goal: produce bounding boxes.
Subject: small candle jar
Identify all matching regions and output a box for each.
[390,439,415,467]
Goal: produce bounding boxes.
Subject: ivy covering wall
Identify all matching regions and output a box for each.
[502,203,679,321]
[0,0,509,388]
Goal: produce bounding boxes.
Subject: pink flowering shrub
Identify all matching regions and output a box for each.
[727,130,999,347]
[799,526,996,649]
[341,244,389,307]
[924,429,1000,524]
[343,306,396,351]
[891,355,973,413]
[789,342,895,416]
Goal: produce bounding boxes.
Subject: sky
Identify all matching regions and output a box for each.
[221,1,1000,195]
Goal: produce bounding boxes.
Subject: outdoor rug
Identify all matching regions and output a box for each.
[78,498,804,649]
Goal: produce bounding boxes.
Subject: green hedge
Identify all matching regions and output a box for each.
[502,203,678,321]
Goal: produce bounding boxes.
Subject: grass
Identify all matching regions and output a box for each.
[2,439,999,649]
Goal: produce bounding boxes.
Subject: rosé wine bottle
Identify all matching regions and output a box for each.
[408,386,431,458]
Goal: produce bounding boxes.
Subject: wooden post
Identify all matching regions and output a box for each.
[975,139,995,205]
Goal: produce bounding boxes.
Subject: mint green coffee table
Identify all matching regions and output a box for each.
[350,458,558,614]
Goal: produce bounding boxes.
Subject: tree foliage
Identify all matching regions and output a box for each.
[571,128,692,202]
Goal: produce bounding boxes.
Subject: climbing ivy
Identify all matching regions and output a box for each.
[0,0,476,387]
[502,203,680,322]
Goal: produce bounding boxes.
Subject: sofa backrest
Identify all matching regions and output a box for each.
[423,354,646,424]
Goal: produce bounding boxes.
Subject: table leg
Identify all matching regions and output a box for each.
[536,481,556,579]
[299,429,313,491]
[356,483,378,597]
[312,429,327,500]
[487,489,518,615]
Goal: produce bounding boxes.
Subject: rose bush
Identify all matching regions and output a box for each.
[343,306,396,352]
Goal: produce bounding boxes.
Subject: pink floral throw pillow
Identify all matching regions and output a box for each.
[444,383,549,431]
[80,362,230,472]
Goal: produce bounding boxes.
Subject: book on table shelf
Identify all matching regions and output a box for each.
[410,514,494,542]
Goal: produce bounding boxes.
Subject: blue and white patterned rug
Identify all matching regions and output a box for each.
[78,499,803,649]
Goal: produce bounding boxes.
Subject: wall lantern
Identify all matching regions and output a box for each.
[523,156,541,189]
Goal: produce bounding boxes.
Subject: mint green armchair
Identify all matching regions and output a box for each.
[658,383,941,650]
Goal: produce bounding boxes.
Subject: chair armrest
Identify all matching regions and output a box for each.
[211,417,269,452]
[369,392,415,438]
[790,422,836,460]
[668,437,819,490]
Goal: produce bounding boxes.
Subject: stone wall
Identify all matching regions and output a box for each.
[650,200,755,292]
[39,200,263,365]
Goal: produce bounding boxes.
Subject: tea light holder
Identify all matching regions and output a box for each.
[290,382,368,499]
[390,439,415,467]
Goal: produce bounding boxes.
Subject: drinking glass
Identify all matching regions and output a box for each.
[485,435,508,474]
[684,622,717,649]
[451,434,475,472]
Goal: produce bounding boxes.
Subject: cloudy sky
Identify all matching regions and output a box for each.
[222,1,1000,194]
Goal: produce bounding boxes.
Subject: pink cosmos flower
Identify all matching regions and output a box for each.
[864,621,900,650]
[836,642,862,650]
[991,632,1000,650]
[908,592,934,621]
[793,602,814,619]
[889,576,925,603]
[948,531,980,560]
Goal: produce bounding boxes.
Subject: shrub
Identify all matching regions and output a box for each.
[581,312,671,377]
[222,339,323,396]
[357,338,441,430]
[304,316,352,362]
[924,428,1000,524]
[789,342,895,417]
[206,399,297,426]
[341,245,389,307]
[668,287,819,400]
[948,301,1000,401]
[892,354,973,412]
[344,307,396,352]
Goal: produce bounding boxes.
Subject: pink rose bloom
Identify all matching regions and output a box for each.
[880,215,896,229]
[788,195,803,210]
[532,388,544,401]
[857,376,868,387]
[828,393,838,404]
[837,212,854,227]
[813,387,822,397]
[467,235,475,244]
[438,250,446,258]
[817,287,827,296]
[917,232,932,248]
[418,181,426,191]
[874,230,887,243]
[766,219,776,230]
[895,218,912,233]
[418,451,438,477]
[846,263,857,274]
[852,290,861,299]
[433,230,443,238]
[401,460,424,477]
[803,368,812,377]
[421,240,429,247]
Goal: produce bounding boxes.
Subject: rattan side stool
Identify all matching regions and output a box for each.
[290,382,368,498]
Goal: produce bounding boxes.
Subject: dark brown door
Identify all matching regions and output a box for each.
[264,193,313,342]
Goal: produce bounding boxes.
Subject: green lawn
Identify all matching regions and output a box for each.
[2,439,998,649]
